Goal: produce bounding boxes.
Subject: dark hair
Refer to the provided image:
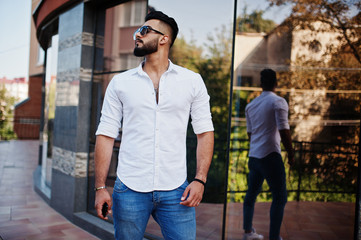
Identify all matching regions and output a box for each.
[145,10,178,47]
[260,68,277,90]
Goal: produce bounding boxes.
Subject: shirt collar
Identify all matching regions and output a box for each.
[135,59,176,76]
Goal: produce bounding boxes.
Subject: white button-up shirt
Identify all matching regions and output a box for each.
[245,91,290,159]
[96,61,214,192]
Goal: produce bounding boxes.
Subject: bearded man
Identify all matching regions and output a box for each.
[93,10,214,240]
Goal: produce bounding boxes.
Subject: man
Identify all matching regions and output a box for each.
[243,69,294,240]
[94,11,214,240]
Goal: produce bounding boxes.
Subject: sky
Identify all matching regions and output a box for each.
[0,0,290,80]
[150,0,291,46]
[0,0,31,80]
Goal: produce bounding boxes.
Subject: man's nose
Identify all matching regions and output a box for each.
[135,30,142,39]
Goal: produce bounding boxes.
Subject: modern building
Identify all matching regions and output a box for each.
[233,21,361,142]
[27,0,360,239]
[0,77,28,101]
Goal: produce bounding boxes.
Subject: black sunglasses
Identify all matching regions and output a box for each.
[133,25,165,40]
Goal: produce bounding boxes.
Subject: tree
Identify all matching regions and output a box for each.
[237,7,277,33]
[266,0,360,201]
[170,27,232,202]
[0,86,16,140]
[268,0,361,65]
[266,0,360,143]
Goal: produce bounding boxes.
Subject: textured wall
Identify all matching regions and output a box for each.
[49,2,105,217]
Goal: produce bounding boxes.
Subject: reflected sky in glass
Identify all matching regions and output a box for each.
[149,0,234,46]
[149,0,292,47]
[238,0,292,24]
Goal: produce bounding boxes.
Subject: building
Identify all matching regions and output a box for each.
[0,77,28,101]
[0,76,42,139]
[233,21,361,142]
[28,0,360,239]
[13,76,42,139]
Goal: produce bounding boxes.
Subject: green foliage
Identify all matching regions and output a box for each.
[268,0,361,65]
[171,27,232,203]
[237,7,276,33]
[227,141,357,203]
[0,85,17,140]
[267,0,361,144]
[170,1,359,203]
[170,37,203,72]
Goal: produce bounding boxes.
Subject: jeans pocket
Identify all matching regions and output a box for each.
[113,178,129,193]
[176,180,189,192]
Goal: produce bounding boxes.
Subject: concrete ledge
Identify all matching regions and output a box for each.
[73,212,162,240]
[33,167,161,240]
[73,212,115,239]
[33,166,51,204]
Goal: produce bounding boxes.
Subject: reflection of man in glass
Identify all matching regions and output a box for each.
[243,69,294,240]
[94,10,214,240]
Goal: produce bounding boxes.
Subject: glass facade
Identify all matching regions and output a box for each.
[225,1,359,238]
[33,0,360,239]
[87,0,360,238]
[40,34,59,188]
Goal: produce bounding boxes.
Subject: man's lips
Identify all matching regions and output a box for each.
[135,39,143,46]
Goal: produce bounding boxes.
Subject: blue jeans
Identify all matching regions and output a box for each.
[243,152,287,240]
[112,178,196,240]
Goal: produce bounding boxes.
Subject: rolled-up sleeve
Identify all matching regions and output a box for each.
[95,78,123,138]
[190,74,214,134]
[275,98,290,130]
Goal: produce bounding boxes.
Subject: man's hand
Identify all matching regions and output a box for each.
[279,129,294,167]
[180,131,213,207]
[94,135,114,220]
[179,181,204,207]
[287,150,295,167]
[95,189,112,220]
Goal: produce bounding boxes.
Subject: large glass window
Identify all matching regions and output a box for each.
[41,34,58,188]
[87,0,146,224]
[88,0,234,238]
[225,0,359,238]
[87,0,360,238]
[147,1,234,238]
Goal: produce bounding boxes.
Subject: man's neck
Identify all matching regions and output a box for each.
[143,52,169,77]
[262,88,276,93]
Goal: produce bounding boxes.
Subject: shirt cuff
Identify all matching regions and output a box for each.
[277,123,290,130]
[192,119,214,135]
[95,122,120,138]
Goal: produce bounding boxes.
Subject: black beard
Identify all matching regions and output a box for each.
[133,39,158,57]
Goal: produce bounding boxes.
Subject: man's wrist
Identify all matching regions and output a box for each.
[193,178,206,186]
[94,186,107,191]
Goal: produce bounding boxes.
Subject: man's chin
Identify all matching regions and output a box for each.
[133,48,146,57]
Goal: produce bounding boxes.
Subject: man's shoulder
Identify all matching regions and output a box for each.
[108,68,139,85]
[271,93,287,103]
[246,94,262,107]
[267,93,288,109]
[115,68,138,79]
[246,92,283,110]
[263,92,286,102]
[172,63,200,78]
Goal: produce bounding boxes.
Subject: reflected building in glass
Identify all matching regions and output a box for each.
[30,0,360,239]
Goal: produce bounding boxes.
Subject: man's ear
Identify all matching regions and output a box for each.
[159,35,170,46]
